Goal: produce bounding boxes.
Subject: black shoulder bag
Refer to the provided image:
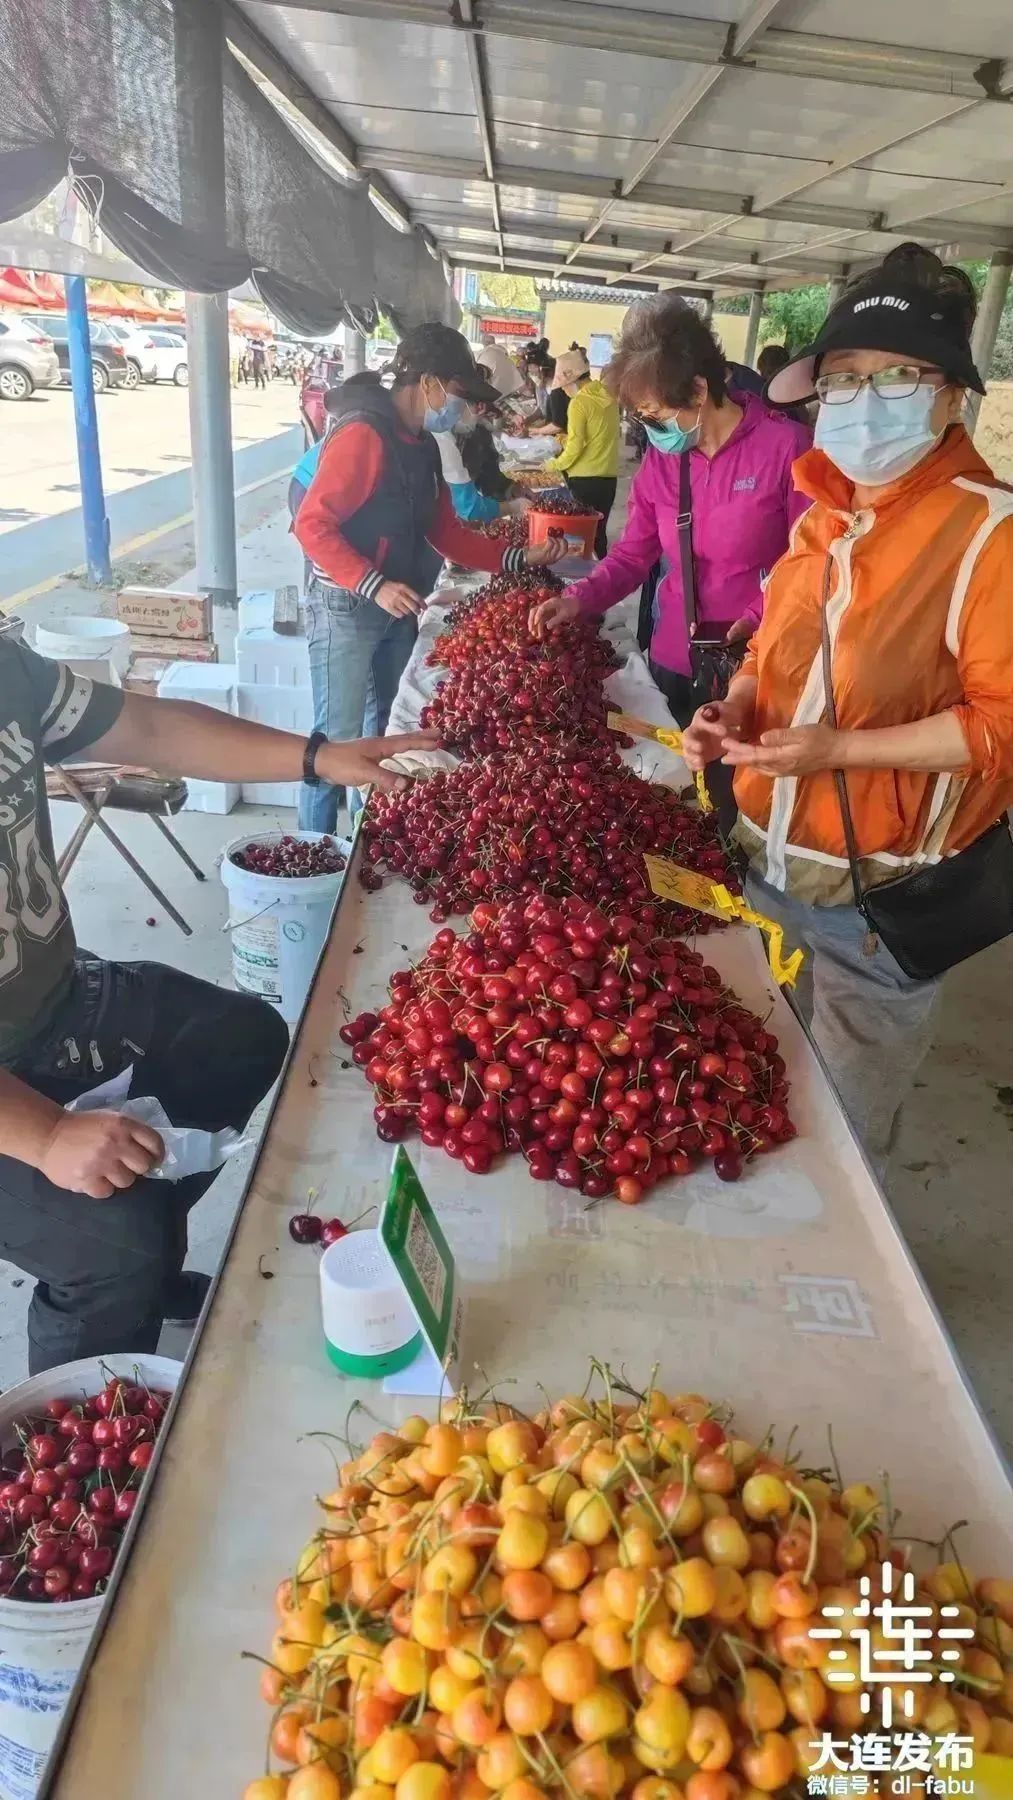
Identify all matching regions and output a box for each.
[820,562,1013,981]
[677,452,748,711]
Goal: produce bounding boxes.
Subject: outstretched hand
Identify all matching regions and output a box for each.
[317,731,443,794]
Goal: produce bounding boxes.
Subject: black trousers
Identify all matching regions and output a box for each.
[567,476,617,560]
[1,957,288,1373]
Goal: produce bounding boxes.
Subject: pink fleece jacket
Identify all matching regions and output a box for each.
[570,390,812,676]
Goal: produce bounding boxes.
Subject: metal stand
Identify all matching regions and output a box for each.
[50,765,206,937]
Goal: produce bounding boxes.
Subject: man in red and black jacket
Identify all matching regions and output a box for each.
[294,323,563,833]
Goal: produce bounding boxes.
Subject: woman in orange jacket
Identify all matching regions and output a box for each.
[683,243,1013,1170]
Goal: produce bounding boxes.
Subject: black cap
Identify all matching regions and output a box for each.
[392,323,501,405]
[766,275,985,405]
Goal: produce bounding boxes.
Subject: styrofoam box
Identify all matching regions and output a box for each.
[156,664,240,813]
[236,626,310,690]
[237,682,314,808]
[237,592,275,634]
[157,662,238,710]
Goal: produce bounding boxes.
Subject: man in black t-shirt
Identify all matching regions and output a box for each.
[0,637,435,1372]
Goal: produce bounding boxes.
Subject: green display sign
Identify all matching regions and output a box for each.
[379,1147,463,1395]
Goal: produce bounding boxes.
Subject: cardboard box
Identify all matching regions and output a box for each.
[117,587,212,640]
[130,635,217,663]
[124,655,171,698]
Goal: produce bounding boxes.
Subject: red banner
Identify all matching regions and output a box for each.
[483,318,539,337]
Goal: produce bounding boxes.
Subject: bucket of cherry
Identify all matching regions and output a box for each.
[0,1355,179,1793]
[527,492,600,560]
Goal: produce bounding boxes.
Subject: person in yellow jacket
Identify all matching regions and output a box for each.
[545,349,621,557]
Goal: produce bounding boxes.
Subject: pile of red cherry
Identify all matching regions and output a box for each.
[0,1373,171,1603]
[528,493,597,518]
[430,576,605,674]
[361,742,736,927]
[229,834,347,879]
[343,894,794,1200]
[471,514,528,548]
[420,634,624,757]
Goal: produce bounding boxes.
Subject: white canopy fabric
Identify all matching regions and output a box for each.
[232,0,1013,300]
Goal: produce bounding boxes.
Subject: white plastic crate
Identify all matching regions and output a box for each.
[237,683,314,807]
[235,625,310,690]
[237,592,275,634]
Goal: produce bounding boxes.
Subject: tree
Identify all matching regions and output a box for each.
[477,274,540,312]
[758,284,831,351]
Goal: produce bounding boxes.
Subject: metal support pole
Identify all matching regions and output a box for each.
[63,276,111,586]
[967,248,1013,430]
[826,277,846,313]
[175,0,237,651]
[742,290,764,368]
[185,293,238,654]
[343,325,367,375]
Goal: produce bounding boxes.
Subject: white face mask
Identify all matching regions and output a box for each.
[814,383,943,486]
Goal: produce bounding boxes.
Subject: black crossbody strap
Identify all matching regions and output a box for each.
[677,451,697,641]
[819,552,865,913]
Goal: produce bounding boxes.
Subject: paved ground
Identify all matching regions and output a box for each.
[0,378,301,605]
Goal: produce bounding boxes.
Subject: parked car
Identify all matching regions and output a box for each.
[145,329,188,386]
[104,318,157,388]
[21,314,128,392]
[0,316,61,400]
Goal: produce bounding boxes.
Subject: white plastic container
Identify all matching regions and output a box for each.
[220,831,345,1021]
[157,665,240,814]
[237,684,314,807]
[236,626,310,690]
[320,1230,420,1378]
[0,1353,180,1800]
[34,617,130,676]
[237,591,275,634]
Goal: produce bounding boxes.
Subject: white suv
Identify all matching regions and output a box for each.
[145,329,188,386]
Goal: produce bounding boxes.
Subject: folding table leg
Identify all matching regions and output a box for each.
[53,768,193,936]
[149,813,207,882]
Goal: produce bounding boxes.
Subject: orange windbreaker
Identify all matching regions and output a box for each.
[733,425,1013,906]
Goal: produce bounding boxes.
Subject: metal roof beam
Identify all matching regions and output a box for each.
[362,149,1013,257]
[244,0,1007,100]
[457,0,504,269]
[563,0,789,268]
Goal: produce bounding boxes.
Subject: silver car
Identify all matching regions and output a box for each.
[0,316,61,400]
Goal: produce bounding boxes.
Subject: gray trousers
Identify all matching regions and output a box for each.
[746,872,942,1175]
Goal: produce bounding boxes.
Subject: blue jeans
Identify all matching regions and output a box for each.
[298,579,416,833]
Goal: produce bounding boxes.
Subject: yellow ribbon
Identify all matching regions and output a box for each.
[642,855,805,988]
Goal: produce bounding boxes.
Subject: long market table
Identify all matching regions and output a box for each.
[45,580,1013,1798]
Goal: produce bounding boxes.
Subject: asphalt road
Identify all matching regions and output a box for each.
[0,378,303,603]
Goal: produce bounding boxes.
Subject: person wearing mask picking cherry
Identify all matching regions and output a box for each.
[682,242,1013,1171]
[294,323,565,832]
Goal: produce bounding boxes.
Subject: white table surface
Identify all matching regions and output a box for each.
[45,584,1013,1800]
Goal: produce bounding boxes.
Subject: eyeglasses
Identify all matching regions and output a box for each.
[815,365,945,405]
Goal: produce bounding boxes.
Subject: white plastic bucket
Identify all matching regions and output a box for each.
[34,617,130,675]
[220,832,346,1023]
[0,1353,181,1800]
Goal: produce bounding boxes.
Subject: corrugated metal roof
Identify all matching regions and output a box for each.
[232,0,1013,297]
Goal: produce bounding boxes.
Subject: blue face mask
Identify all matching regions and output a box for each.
[424,381,469,434]
[643,410,701,455]
[814,383,942,486]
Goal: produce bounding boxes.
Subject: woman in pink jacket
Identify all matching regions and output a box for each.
[532,296,812,723]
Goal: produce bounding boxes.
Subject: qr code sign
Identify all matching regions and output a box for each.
[406,1202,446,1320]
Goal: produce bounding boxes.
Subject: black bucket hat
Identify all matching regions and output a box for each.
[766,273,985,405]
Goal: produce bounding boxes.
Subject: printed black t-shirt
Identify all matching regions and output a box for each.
[0,639,123,1063]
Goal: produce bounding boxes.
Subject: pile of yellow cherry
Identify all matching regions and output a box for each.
[244,1373,1013,1800]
